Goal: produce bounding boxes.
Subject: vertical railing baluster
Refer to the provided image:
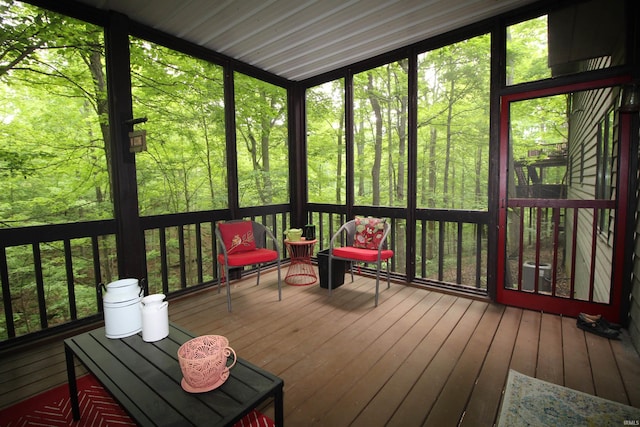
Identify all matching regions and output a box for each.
[438,220,444,281]
[178,226,186,289]
[420,219,427,279]
[589,208,599,302]
[64,239,77,320]
[91,236,103,312]
[569,208,579,299]
[390,218,396,271]
[456,222,463,284]
[534,206,542,293]
[475,224,482,288]
[160,227,169,294]
[0,247,15,338]
[517,206,525,290]
[551,208,560,296]
[196,222,203,284]
[318,213,325,251]
[32,243,47,329]
[211,221,218,281]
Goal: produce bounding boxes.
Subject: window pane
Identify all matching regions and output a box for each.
[507,0,626,85]
[0,1,111,226]
[306,80,346,204]
[234,72,289,207]
[509,95,568,199]
[0,0,109,338]
[353,61,409,207]
[131,39,227,214]
[417,34,490,210]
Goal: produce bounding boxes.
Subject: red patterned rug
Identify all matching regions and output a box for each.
[0,374,274,426]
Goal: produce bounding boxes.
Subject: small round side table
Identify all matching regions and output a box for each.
[284,238,318,286]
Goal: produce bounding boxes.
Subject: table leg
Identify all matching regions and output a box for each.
[274,385,284,427]
[64,342,80,421]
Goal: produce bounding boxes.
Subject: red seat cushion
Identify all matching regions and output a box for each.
[218,221,257,254]
[332,246,393,262]
[217,248,278,266]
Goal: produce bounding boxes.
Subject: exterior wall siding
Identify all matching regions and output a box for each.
[566,87,617,303]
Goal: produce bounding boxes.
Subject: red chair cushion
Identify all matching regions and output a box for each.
[333,246,393,262]
[217,248,278,266]
[218,221,257,254]
[353,216,386,249]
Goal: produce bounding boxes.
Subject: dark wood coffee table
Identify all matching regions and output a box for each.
[64,323,284,426]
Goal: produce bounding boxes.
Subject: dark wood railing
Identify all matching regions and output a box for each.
[0,207,290,348]
[1,203,492,347]
[1,220,117,344]
[305,204,490,294]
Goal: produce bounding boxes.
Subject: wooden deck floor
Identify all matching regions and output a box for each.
[2,269,640,426]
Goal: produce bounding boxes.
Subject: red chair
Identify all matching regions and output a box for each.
[215,220,282,311]
[328,217,394,306]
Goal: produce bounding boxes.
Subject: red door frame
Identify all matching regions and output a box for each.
[496,76,633,322]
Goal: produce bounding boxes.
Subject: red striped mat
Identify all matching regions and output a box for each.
[0,374,274,426]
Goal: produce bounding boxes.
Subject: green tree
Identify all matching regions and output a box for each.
[235,72,288,207]
[306,80,345,204]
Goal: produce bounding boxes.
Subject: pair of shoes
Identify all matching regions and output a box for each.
[576,314,620,339]
[579,313,621,330]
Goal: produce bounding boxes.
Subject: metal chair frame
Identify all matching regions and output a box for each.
[328,219,393,306]
[215,220,282,311]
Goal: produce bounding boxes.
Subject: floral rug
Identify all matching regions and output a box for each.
[497,369,640,427]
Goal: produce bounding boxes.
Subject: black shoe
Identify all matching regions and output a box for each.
[579,313,621,330]
[576,316,620,339]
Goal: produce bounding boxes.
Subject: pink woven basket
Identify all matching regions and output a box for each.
[177,335,236,392]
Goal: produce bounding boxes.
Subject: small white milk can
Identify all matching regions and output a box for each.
[141,293,169,342]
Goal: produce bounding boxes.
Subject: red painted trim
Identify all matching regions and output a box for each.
[609,113,631,317]
[500,287,620,321]
[496,75,633,323]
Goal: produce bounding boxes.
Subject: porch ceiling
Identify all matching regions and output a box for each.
[75,0,537,81]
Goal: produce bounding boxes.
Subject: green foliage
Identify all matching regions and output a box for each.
[0,1,111,227]
[306,80,345,204]
[0,1,109,339]
[234,72,289,207]
[352,61,409,207]
[416,34,491,210]
[510,95,568,163]
[506,15,552,85]
[131,39,229,214]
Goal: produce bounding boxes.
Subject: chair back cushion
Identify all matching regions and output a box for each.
[218,221,257,254]
[353,216,386,250]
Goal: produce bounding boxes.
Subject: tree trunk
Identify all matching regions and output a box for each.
[427,127,437,261]
[356,117,365,198]
[443,79,454,208]
[367,72,383,206]
[84,41,114,281]
[202,116,216,203]
[260,105,273,204]
[336,111,344,204]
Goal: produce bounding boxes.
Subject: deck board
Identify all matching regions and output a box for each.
[424,303,505,427]
[1,269,640,426]
[386,298,480,426]
[562,315,595,394]
[537,313,564,384]
[587,332,630,404]
[459,306,522,427]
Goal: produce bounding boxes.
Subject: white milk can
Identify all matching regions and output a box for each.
[100,278,144,339]
[141,293,169,342]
